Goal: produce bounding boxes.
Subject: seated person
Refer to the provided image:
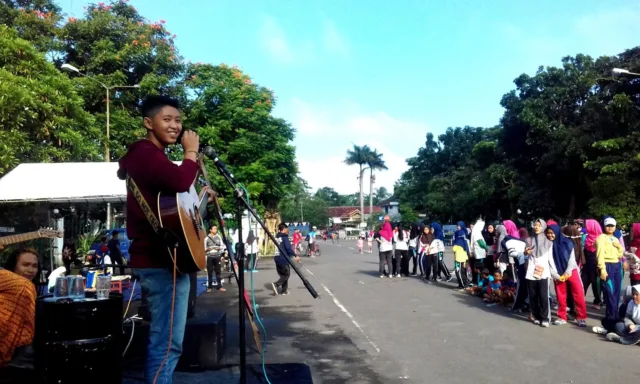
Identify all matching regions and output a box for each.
[499,271,517,307]
[466,269,493,296]
[0,248,37,378]
[604,284,640,344]
[3,248,40,285]
[484,271,503,305]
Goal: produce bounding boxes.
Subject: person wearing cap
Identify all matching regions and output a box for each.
[596,217,625,328]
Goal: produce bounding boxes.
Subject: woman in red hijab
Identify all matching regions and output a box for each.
[377,216,394,278]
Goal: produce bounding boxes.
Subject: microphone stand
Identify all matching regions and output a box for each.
[207,154,319,384]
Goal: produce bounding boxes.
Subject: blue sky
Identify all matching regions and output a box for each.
[62,0,640,194]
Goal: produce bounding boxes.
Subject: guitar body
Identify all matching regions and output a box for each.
[157,185,207,274]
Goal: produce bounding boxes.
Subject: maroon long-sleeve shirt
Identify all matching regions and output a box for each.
[117,140,199,268]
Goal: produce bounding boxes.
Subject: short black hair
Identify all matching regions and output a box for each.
[278,223,287,231]
[141,95,180,118]
[111,230,119,236]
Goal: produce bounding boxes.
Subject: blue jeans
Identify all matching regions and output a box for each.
[136,268,190,384]
[601,262,622,322]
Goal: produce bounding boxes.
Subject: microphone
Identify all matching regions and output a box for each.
[202,146,236,183]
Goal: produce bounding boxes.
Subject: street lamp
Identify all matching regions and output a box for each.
[612,68,640,77]
[61,63,140,228]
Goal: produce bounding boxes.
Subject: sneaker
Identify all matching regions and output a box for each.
[553,319,567,326]
[486,303,497,307]
[592,326,607,335]
[593,304,601,310]
[446,276,453,282]
[281,291,290,296]
[389,274,394,279]
[380,275,385,278]
[533,320,541,325]
[271,282,279,296]
[576,319,587,328]
[436,277,443,282]
[541,322,550,328]
[605,333,621,342]
[552,304,558,310]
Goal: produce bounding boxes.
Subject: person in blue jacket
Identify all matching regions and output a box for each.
[271,223,300,295]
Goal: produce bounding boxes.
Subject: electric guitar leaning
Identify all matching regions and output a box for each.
[0,228,64,246]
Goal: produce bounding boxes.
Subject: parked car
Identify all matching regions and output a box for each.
[89,228,131,261]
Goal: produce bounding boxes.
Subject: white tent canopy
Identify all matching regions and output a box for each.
[0,162,180,204]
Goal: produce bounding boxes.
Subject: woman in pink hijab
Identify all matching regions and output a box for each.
[377,216,395,278]
[503,220,519,238]
[582,219,603,308]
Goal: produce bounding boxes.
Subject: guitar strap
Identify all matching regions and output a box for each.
[125,175,161,234]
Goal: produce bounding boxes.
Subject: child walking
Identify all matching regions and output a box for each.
[357,232,365,254]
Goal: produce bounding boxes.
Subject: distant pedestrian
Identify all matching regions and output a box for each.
[271,223,300,296]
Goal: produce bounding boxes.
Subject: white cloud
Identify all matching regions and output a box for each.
[258,16,295,63]
[572,8,640,55]
[322,20,349,57]
[286,99,429,195]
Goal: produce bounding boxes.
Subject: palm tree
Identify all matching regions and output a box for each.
[344,144,373,223]
[367,150,387,221]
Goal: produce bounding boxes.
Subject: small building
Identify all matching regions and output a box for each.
[327,206,383,226]
[378,196,400,217]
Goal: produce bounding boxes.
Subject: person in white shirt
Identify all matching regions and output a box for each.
[524,219,558,327]
[245,230,259,271]
[408,224,420,276]
[430,222,451,281]
[417,225,434,281]
[394,224,410,276]
[377,218,394,278]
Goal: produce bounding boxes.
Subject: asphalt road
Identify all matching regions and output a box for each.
[238,239,637,384]
[153,239,636,384]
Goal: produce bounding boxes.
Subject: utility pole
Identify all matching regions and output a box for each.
[61,64,139,229]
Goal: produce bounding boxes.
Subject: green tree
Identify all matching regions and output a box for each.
[0,0,62,52]
[0,25,100,175]
[344,144,373,222]
[366,149,387,218]
[374,186,390,203]
[58,0,185,161]
[184,63,297,233]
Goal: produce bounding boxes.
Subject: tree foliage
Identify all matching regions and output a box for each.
[0,0,298,219]
[0,25,100,175]
[397,49,640,225]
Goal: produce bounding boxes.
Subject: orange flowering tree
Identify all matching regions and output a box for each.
[0,0,62,52]
[58,0,186,160]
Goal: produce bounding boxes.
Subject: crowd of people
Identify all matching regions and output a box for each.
[371,215,640,345]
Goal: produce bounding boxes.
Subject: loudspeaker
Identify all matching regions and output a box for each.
[178,310,226,370]
[123,310,226,370]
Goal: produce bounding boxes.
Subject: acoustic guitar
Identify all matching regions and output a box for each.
[153,179,208,274]
[0,228,64,246]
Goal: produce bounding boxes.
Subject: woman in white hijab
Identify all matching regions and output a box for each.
[470,218,488,281]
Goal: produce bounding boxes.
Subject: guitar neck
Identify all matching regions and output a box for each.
[0,231,45,246]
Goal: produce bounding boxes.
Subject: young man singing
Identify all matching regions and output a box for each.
[118,96,212,384]
[271,223,300,295]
